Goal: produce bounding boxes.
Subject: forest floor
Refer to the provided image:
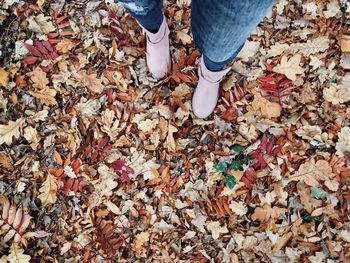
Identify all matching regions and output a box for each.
[0,0,350,262]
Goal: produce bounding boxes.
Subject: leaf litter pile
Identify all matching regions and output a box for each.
[0,0,350,262]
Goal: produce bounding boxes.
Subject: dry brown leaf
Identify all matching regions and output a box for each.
[289,158,333,186]
[340,35,350,52]
[272,232,292,252]
[273,54,304,81]
[252,93,282,118]
[165,124,178,152]
[38,173,58,206]
[7,244,31,263]
[251,204,287,222]
[55,39,76,53]
[0,68,9,87]
[0,118,25,145]
[0,152,14,171]
[79,71,104,94]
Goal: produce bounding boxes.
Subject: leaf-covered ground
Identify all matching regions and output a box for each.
[0,0,350,262]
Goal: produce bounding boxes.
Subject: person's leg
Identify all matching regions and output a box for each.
[116,0,163,32]
[191,0,274,119]
[115,0,170,79]
[191,0,274,70]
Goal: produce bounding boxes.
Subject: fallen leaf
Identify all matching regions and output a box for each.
[0,68,9,87]
[27,14,55,34]
[273,54,304,81]
[79,71,104,94]
[251,204,287,222]
[38,173,58,206]
[340,35,350,52]
[252,93,282,118]
[7,244,31,263]
[289,158,334,186]
[335,126,350,156]
[0,118,26,145]
[206,221,228,240]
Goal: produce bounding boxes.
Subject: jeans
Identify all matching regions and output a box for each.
[116,0,274,71]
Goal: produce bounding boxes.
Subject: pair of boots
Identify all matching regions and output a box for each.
[142,16,230,119]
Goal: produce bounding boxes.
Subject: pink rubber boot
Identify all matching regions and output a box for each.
[141,16,171,79]
[192,56,231,118]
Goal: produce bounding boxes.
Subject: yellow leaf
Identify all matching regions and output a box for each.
[38,173,58,206]
[0,68,9,87]
[7,244,31,263]
[0,118,26,145]
[252,93,282,118]
[273,54,304,81]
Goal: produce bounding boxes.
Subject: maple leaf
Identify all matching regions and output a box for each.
[273,54,304,81]
[0,118,26,145]
[7,244,31,263]
[38,173,58,206]
[79,71,104,94]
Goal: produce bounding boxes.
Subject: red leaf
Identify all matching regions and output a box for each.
[23,56,38,65]
[42,41,54,52]
[279,85,297,93]
[50,52,59,60]
[261,86,279,94]
[279,93,293,98]
[272,145,282,156]
[266,136,275,154]
[56,15,69,24]
[34,41,48,55]
[279,79,292,86]
[63,178,74,194]
[97,137,109,150]
[264,62,273,72]
[260,83,279,89]
[22,43,42,57]
[120,171,130,183]
[260,133,268,152]
[99,144,112,161]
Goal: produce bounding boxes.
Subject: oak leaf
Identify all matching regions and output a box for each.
[38,173,58,206]
[336,127,350,156]
[252,93,282,118]
[289,159,333,186]
[0,68,9,87]
[7,244,31,263]
[79,71,104,94]
[251,204,287,222]
[273,54,304,81]
[206,221,228,240]
[0,118,25,145]
[27,14,55,34]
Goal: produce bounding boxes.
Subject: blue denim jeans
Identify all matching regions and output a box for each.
[116,0,274,71]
